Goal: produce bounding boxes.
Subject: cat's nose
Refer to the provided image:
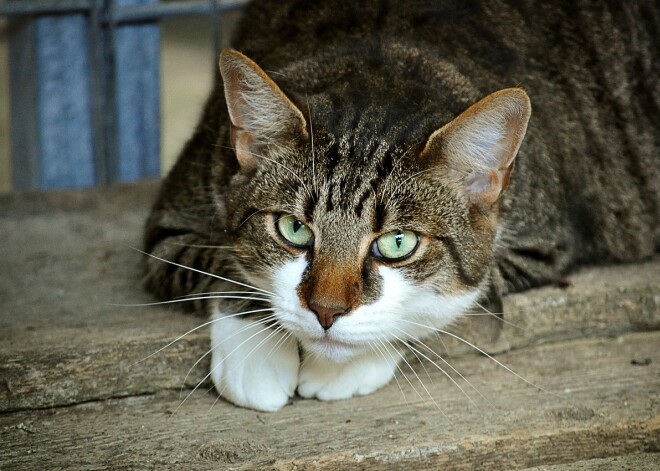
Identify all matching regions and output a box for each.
[309,302,347,330]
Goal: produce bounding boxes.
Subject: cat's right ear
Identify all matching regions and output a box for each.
[220,48,308,172]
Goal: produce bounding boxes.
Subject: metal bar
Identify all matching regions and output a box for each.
[111,0,246,23]
[0,0,249,21]
[8,18,40,190]
[8,13,96,190]
[89,0,108,184]
[34,14,96,188]
[210,0,221,77]
[110,0,160,182]
[102,0,119,182]
[0,0,92,16]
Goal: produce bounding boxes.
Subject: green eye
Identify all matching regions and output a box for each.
[372,230,419,261]
[276,214,314,247]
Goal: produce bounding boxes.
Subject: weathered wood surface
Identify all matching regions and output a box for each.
[1,332,658,470]
[1,182,658,469]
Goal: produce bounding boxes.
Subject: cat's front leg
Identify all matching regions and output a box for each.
[297,349,399,401]
[210,313,299,412]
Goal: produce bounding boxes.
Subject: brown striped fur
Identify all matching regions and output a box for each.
[144,0,658,321]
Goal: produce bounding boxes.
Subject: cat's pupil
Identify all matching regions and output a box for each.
[395,231,404,248]
[293,220,303,233]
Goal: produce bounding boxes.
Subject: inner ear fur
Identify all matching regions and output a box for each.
[219,48,308,171]
[421,88,531,206]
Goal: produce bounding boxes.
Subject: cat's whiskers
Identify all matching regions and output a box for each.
[392,326,481,409]
[113,294,272,308]
[161,241,234,250]
[383,168,435,211]
[375,337,418,403]
[131,307,274,367]
[305,93,319,196]
[173,290,271,300]
[410,337,492,407]
[239,205,282,228]
[398,318,558,398]
[377,337,435,408]
[176,320,281,412]
[214,144,314,201]
[368,342,408,404]
[378,143,418,206]
[386,334,444,411]
[179,314,278,395]
[469,301,525,330]
[139,248,275,296]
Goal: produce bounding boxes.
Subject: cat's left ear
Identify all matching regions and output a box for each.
[421,88,531,206]
[220,48,307,171]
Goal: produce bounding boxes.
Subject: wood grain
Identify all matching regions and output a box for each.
[1,332,658,470]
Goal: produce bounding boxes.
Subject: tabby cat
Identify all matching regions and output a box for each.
[144,0,659,411]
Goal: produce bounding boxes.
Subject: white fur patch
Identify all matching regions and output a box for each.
[209,312,299,412]
[298,349,398,401]
[267,257,479,401]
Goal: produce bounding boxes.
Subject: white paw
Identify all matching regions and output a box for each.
[210,314,299,412]
[297,350,399,401]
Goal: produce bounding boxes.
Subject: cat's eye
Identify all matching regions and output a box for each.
[372,230,419,262]
[276,214,314,248]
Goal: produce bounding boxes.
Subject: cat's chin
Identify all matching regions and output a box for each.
[301,336,365,363]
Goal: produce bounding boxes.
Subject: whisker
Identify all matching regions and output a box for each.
[411,338,493,407]
[259,330,294,368]
[369,342,408,404]
[472,301,524,330]
[179,315,278,394]
[376,338,426,404]
[173,290,271,300]
[175,323,279,412]
[239,205,280,228]
[377,338,412,404]
[399,319,557,397]
[305,93,318,196]
[214,145,313,201]
[384,168,433,210]
[110,295,271,308]
[378,143,417,205]
[135,247,275,296]
[131,308,274,366]
[161,242,234,250]
[393,328,480,409]
[388,334,444,412]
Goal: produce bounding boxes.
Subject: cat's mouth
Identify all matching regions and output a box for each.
[304,334,364,361]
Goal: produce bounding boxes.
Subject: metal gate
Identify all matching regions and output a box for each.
[1,0,247,190]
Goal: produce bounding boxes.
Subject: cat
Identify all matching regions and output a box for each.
[143,0,659,411]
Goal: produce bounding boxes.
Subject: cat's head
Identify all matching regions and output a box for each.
[219,48,530,361]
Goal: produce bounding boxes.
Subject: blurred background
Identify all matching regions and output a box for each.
[0,1,246,194]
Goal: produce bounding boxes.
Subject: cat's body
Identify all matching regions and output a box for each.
[144,0,659,411]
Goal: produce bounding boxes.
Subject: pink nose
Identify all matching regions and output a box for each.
[309,302,347,330]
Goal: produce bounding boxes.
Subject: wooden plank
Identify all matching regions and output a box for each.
[0,182,658,412]
[1,332,658,470]
[523,454,660,470]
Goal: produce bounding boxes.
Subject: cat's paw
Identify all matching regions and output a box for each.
[210,315,299,412]
[297,350,398,401]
